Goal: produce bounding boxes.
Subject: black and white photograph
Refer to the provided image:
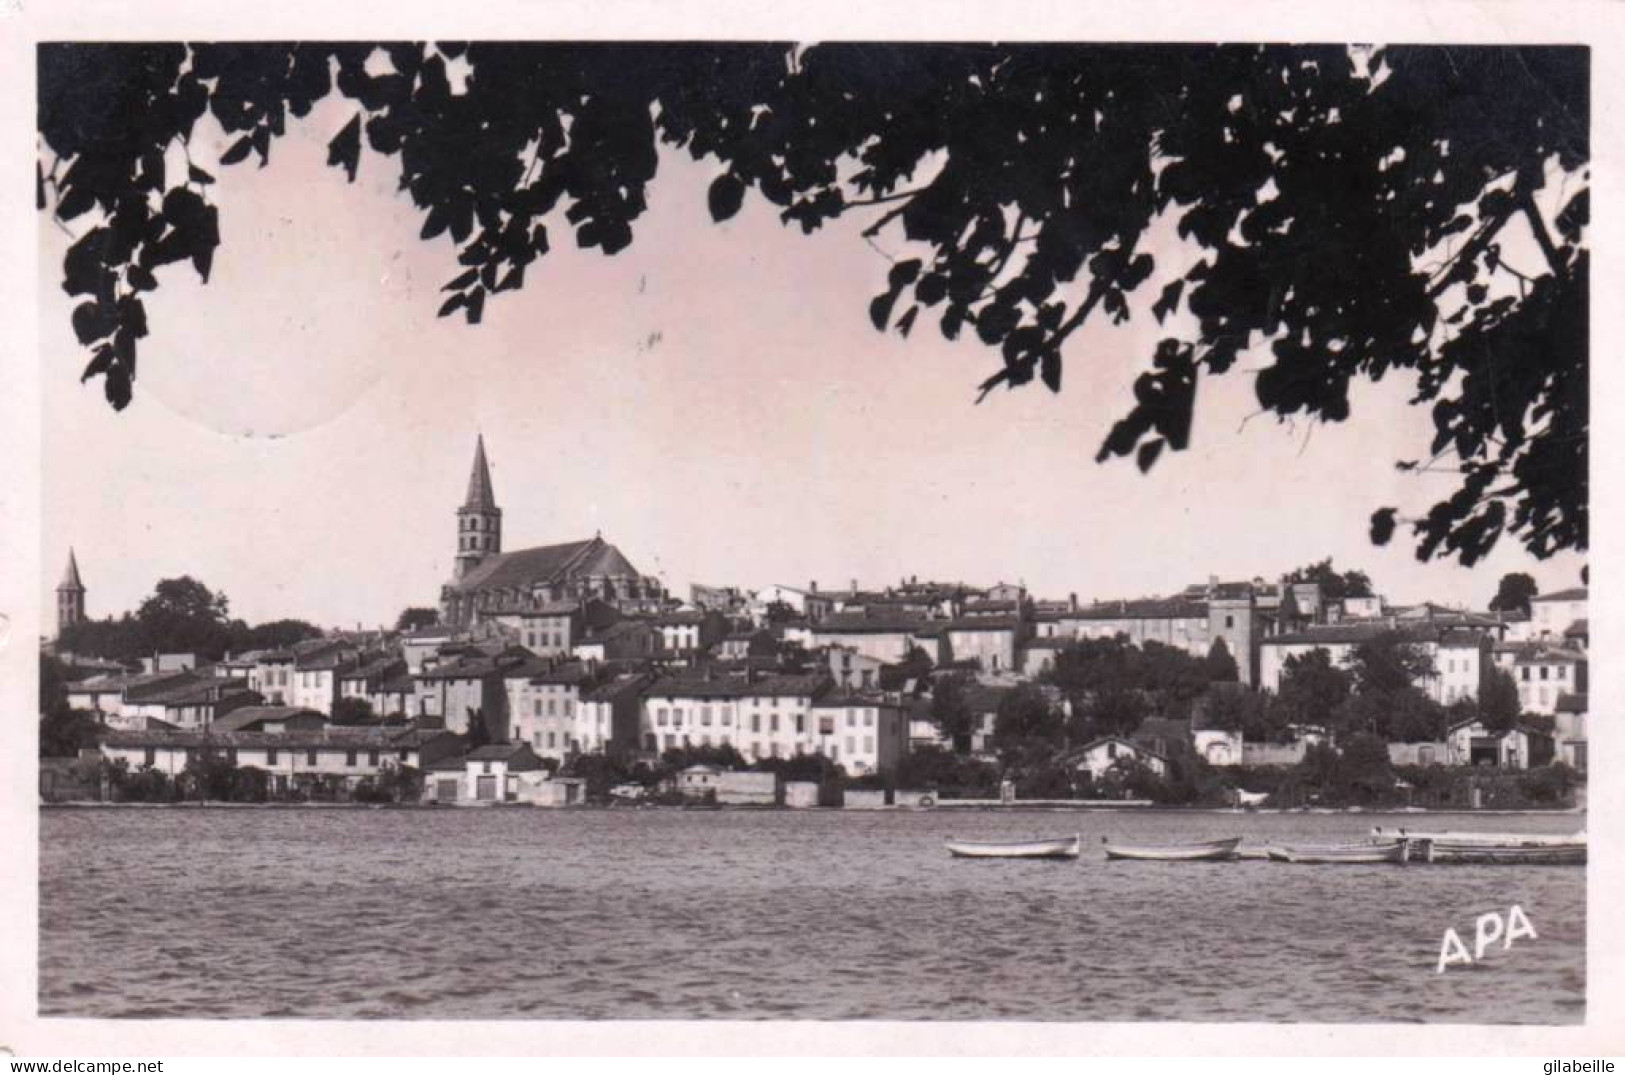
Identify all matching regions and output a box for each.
[3,0,1621,1059]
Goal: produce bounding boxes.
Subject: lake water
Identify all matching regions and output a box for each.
[38,807,1585,1022]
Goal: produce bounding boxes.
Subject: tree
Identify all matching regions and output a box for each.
[331,696,377,725]
[464,707,491,750]
[1204,638,1239,682]
[1076,689,1150,741]
[929,672,978,753]
[1478,666,1524,734]
[38,44,1587,567]
[1285,559,1375,604]
[1334,686,1446,743]
[134,576,233,659]
[39,707,102,759]
[1342,632,1437,697]
[1489,572,1539,617]
[1273,649,1353,728]
[237,618,325,650]
[991,682,1062,752]
[396,607,440,632]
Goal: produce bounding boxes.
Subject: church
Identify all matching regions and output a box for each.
[438,436,668,628]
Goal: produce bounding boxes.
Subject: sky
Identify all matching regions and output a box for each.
[38,80,1588,632]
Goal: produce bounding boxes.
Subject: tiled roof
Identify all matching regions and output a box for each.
[1265,623,1488,646]
[946,617,1021,632]
[1493,642,1586,664]
[209,706,326,733]
[814,612,930,635]
[102,725,435,751]
[582,674,653,704]
[1069,598,1209,621]
[1070,736,1168,763]
[1555,692,1588,713]
[1565,619,1589,636]
[1533,587,1588,603]
[447,536,641,595]
[466,743,531,761]
[812,690,898,709]
[646,672,831,700]
[340,656,406,681]
[131,677,253,706]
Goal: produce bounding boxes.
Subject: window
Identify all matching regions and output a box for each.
[1521,667,1531,681]
[346,750,358,767]
[268,748,280,765]
[751,714,761,733]
[1540,667,1550,681]
[534,699,543,717]
[770,714,780,733]
[143,747,156,766]
[307,749,317,765]
[367,750,379,766]
[864,736,874,753]
[658,708,669,726]
[547,699,557,716]
[845,736,855,754]
[846,711,856,728]
[227,747,239,765]
[564,700,573,716]
[721,708,732,726]
[864,711,874,728]
[1225,615,1235,628]
[701,706,713,727]
[534,732,542,747]
[796,714,805,734]
[483,761,492,774]
[547,732,556,748]
[1107,742,1118,759]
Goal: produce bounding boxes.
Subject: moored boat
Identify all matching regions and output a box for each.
[1102,836,1242,862]
[1370,828,1588,865]
[945,834,1082,860]
[1269,839,1409,865]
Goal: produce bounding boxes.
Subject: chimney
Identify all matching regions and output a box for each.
[1069,593,1078,612]
[809,580,818,593]
[851,578,859,594]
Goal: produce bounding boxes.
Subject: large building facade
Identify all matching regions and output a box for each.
[438,437,668,627]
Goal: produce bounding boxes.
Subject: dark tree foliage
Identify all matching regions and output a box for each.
[991,682,1063,752]
[330,696,377,726]
[1342,631,1438,697]
[396,607,441,632]
[892,745,999,799]
[1478,666,1524,734]
[1273,648,1354,728]
[1285,558,1375,602]
[40,707,102,759]
[929,672,978,751]
[1334,686,1447,743]
[1489,572,1540,616]
[1204,637,1240,682]
[660,742,748,771]
[38,43,1586,567]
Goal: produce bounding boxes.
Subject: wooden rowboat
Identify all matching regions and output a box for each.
[945,834,1081,860]
[1268,839,1409,865]
[1371,828,1588,865]
[1102,836,1242,862]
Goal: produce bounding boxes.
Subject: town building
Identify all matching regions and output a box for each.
[438,436,667,627]
[119,676,259,730]
[1070,737,1169,781]
[943,617,1023,672]
[56,549,86,637]
[1445,719,1553,769]
[1491,642,1588,715]
[809,692,909,775]
[413,651,523,737]
[1259,622,1494,704]
[1528,587,1587,642]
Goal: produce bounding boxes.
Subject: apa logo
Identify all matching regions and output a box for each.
[1436,905,1538,974]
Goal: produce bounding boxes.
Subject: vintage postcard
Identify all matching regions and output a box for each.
[1,0,1621,1059]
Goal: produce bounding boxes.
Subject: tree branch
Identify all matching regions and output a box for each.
[1517,188,1565,277]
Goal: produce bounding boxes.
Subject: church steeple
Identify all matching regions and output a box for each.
[454,436,502,581]
[56,548,86,636]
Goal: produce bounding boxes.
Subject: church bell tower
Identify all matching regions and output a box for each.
[454,435,503,580]
[57,548,86,637]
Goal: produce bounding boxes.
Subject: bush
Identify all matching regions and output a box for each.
[1519,763,1578,804]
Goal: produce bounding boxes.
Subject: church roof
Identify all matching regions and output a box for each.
[448,536,641,595]
[462,435,498,512]
[59,549,84,591]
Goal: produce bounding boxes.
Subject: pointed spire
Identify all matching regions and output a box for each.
[58,548,84,592]
[463,434,497,511]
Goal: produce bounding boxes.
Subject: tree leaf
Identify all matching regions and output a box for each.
[437,293,465,318]
[220,135,254,166]
[1135,438,1165,473]
[708,174,746,222]
[326,113,362,182]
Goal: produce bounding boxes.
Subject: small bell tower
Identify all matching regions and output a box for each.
[454,435,503,580]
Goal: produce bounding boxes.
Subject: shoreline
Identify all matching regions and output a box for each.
[37,800,1586,816]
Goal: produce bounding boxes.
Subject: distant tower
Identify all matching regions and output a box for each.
[454,435,503,580]
[57,548,86,636]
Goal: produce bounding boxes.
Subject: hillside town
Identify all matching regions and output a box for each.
[40,438,1590,810]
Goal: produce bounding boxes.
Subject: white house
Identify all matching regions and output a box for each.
[809,692,909,775]
[1528,587,1587,642]
[1193,728,1243,767]
[1071,737,1169,781]
[1445,719,1548,769]
[1492,642,1587,716]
